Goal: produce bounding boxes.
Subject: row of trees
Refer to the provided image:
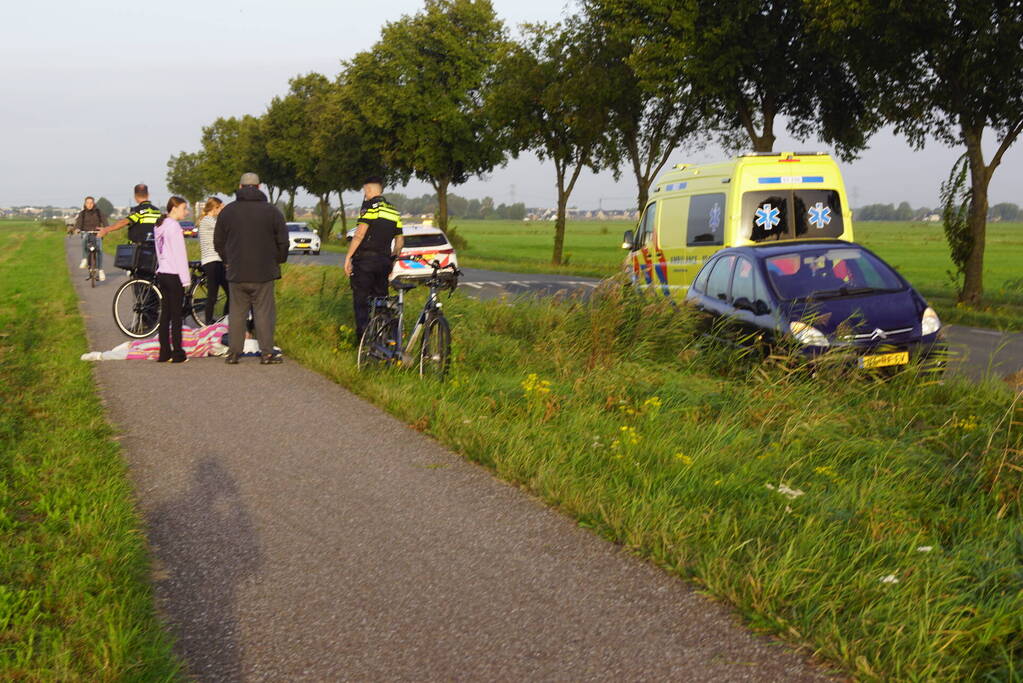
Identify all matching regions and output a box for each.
[387,193,526,220]
[167,0,1023,306]
[855,202,1023,222]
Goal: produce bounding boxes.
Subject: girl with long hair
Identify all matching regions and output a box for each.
[197,196,228,324]
[154,196,191,363]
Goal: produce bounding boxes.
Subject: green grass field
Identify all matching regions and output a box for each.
[277,264,1022,681]
[443,219,1023,329]
[0,221,180,680]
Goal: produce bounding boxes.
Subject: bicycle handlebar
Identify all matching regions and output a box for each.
[406,254,462,277]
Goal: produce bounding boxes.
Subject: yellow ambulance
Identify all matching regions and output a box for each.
[623,152,854,296]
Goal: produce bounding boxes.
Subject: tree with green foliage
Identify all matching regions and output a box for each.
[165,151,208,209]
[311,73,396,237]
[816,0,1023,306]
[990,202,1021,222]
[492,20,611,264]
[95,197,115,220]
[344,0,510,232]
[200,116,264,197]
[264,73,335,229]
[594,0,876,158]
[581,2,706,213]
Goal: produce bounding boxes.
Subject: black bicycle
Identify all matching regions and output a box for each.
[83,231,101,288]
[112,259,227,338]
[357,257,460,379]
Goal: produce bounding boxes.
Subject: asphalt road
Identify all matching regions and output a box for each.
[290,250,1023,383]
[69,248,833,679]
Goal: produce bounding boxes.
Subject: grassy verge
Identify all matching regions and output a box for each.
[278,262,1022,681]
[0,223,180,679]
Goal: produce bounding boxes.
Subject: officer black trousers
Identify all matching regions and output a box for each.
[351,253,393,340]
[156,273,185,362]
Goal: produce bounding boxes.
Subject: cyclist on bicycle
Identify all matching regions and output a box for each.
[345,176,404,341]
[75,196,108,280]
[98,183,161,245]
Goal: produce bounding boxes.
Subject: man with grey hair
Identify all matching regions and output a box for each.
[213,172,289,364]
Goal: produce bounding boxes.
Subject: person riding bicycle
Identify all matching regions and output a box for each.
[98,183,161,246]
[345,176,404,341]
[75,196,108,280]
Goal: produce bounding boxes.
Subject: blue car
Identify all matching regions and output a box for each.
[684,240,946,369]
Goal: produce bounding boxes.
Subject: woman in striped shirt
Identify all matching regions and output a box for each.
[197,197,227,325]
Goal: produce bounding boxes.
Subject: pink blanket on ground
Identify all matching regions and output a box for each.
[125,323,229,360]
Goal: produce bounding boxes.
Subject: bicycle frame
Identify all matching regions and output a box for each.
[394,283,444,363]
[364,260,457,365]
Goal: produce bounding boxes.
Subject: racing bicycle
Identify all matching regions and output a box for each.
[112,260,227,338]
[357,257,460,379]
[83,231,101,288]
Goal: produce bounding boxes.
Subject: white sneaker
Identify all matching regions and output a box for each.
[79,259,87,269]
[98,270,106,282]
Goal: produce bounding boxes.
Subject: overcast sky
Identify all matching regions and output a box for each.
[2,0,1020,210]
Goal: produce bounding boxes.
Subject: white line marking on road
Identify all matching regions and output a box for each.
[462,282,483,289]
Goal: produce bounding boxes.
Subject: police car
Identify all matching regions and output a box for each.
[345,223,459,280]
[287,222,321,255]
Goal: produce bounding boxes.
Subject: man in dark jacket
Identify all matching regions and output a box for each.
[213,172,289,365]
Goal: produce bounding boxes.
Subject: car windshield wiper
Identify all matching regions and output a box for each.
[804,286,900,300]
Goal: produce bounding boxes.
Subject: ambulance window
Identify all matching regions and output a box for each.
[793,190,844,238]
[706,255,736,301]
[730,257,756,303]
[635,203,656,246]
[687,194,726,246]
[742,192,791,242]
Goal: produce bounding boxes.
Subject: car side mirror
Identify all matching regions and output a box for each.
[622,230,634,250]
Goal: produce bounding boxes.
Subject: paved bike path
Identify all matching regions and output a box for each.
[67,244,830,681]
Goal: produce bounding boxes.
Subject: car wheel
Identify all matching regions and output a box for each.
[313,250,320,255]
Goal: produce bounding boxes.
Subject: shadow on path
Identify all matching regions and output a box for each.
[149,457,262,682]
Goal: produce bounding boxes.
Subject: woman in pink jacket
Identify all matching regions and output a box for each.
[154,196,192,363]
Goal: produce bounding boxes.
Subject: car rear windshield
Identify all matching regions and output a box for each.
[403,234,448,249]
[765,247,905,300]
[742,189,844,242]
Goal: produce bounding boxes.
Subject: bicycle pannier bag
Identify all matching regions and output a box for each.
[133,241,157,273]
[114,244,136,270]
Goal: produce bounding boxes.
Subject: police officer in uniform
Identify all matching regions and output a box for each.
[98,183,161,244]
[345,176,404,341]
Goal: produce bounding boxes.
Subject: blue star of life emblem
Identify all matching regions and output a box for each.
[808,202,832,229]
[709,202,722,233]
[755,203,780,230]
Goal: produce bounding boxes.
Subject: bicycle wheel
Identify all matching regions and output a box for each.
[113,278,162,338]
[357,314,392,369]
[419,313,451,379]
[186,276,226,327]
[88,250,97,287]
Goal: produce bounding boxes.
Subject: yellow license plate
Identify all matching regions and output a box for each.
[296,244,310,248]
[859,351,909,369]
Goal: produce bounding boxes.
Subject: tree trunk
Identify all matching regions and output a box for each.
[553,191,568,266]
[286,191,296,222]
[336,191,347,233]
[317,193,332,241]
[636,180,651,216]
[435,177,450,231]
[960,131,989,306]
